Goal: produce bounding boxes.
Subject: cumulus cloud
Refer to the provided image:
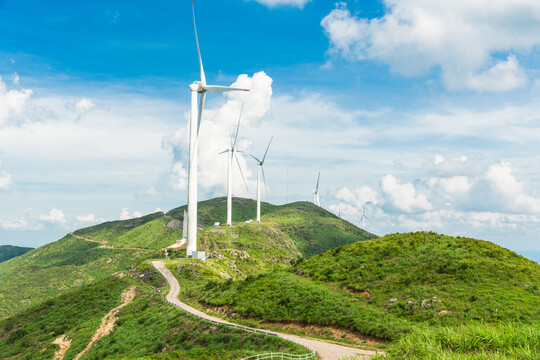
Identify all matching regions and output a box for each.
[253,0,310,8]
[39,208,66,225]
[76,214,98,223]
[163,71,273,197]
[75,97,95,113]
[120,208,131,220]
[321,1,540,91]
[0,76,33,126]
[332,156,540,238]
[381,175,432,212]
[0,217,41,230]
[119,208,143,220]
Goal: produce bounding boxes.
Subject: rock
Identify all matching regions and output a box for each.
[359,265,365,269]
[406,301,419,311]
[388,298,399,303]
[437,310,450,316]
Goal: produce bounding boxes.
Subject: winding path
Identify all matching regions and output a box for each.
[152,261,379,360]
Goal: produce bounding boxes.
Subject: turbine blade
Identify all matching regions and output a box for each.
[234,150,249,191]
[261,136,273,164]
[233,103,244,147]
[261,165,269,200]
[197,91,206,135]
[316,172,320,192]
[218,149,229,154]
[204,85,249,93]
[192,0,206,86]
[250,154,262,163]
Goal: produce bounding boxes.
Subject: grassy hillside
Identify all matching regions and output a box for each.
[185,232,540,346]
[0,198,373,320]
[0,270,309,360]
[0,245,33,263]
[298,232,540,325]
[0,234,152,319]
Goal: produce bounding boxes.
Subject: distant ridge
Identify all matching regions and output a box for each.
[0,245,33,263]
[0,197,374,319]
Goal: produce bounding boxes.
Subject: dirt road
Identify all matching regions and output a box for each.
[152,261,380,360]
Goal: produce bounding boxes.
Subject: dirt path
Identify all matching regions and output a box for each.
[165,239,186,249]
[72,286,137,360]
[71,233,147,251]
[52,335,72,360]
[151,261,380,360]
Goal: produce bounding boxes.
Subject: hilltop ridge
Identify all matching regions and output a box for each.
[0,197,374,319]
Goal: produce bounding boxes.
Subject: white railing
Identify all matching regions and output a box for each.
[241,351,316,360]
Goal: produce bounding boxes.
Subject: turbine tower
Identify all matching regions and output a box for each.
[187,1,249,257]
[219,105,249,226]
[313,172,320,206]
[359,204,371,229]
[251,136,273,223]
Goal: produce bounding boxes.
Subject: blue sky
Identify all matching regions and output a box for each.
[1,0,539,263]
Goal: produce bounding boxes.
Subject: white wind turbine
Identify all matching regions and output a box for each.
[313,172,320,206]
[251,136,273,223]
[186,1,249,257]
[359,204,371,230]
[219,105,249,227]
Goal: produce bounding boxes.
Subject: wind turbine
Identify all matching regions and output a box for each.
[219,105,249,227]
[359,204,371,230]
[313,172,320,206]
[251,136,273,223]
[186,1,249,257]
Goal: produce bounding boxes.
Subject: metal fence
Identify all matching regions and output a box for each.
[241,351,316,360]
[148,259,317,360]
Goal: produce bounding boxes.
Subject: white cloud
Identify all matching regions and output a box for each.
[381,175,432,212]
[0,161,12,190]
[0,217,41,230]
[39,208,66,225]
[321,1,540,91]
[163,72,273,197]
[120,208,131,220]
[168,162,188,191]
[119,208,143,220]
[253,0,310,9]
[0,76,33,127]
[13,73,20,86]
[76,214,97,223]
[464,55,528,92]
[75,97,95,113]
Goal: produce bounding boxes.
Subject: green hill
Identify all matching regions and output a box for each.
[0,245,33,263]
[0,269,308,360]
[0,198,373,320]
[187,232,540,346]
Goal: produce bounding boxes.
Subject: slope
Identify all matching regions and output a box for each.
[0,269,309,360]
[0,198,373,320]
[0,245,33,263]
[189,232,539,343]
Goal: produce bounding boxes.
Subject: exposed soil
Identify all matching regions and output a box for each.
[73,286,137,360]
[52,335,72,360]
[260,320,389,346]
[200,303,387,346]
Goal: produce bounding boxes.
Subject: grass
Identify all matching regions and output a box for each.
[0,271,313,360]
[193,271,409,339]
[171,231,539,352]
[375,322,540,359]
[0,234,152,319]
[296,232,540,326]
[0,245,33,263]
